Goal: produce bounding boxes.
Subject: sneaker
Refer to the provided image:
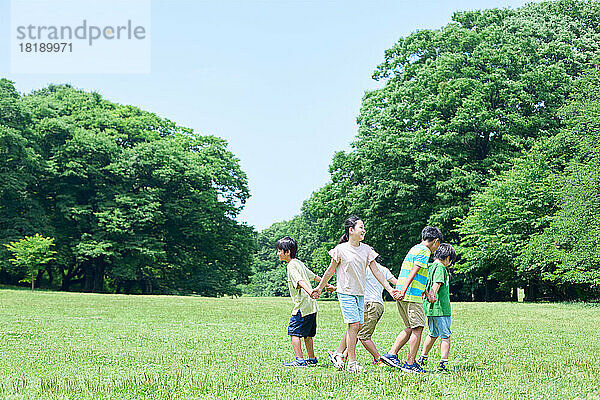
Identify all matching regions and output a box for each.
[282,358,308,367]
[438,361,448,373]
[327,350,345,370]
[380,353,403,369]
[417,355,428,365]
[347,361,365,374]
[306,357,318,366]
[400,361,426,373]
[371,358,383,365]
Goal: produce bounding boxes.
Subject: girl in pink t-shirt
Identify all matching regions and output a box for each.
[313,215,400,373]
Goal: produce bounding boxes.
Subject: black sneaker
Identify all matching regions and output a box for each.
[306,357,318,366]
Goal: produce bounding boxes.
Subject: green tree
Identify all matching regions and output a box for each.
[296,0,600,299]
[519,66,600,299]
[1,83,254,295]
[0,79,47,285]
[458,64,600,300]
[4,234,56,290]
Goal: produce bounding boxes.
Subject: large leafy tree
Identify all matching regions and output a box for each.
[0,82,253,295]
[519,66,600,299]
[303,0,600,272]
[457,65,600,301]
[251,1,600,300]
[0,79,46,285]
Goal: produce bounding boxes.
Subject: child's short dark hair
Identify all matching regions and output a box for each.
[421,226,443,242]
[433,243,456,263]
[276,236,298,259]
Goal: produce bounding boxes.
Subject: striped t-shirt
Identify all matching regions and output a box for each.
[396,244,431,303]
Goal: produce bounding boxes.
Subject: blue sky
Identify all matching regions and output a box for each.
[1,0,539,230]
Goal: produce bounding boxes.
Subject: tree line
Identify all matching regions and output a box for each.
[3,0,600,301]
[0,82,253,295]
[246,0,600,301]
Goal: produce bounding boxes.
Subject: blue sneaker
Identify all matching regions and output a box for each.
[401,361,426,373]
[283,358,308,367]
[380,353,402,369]
[438,361,449,373]
[306,357,318,366]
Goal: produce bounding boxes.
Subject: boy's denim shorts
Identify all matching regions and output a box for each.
[337,293,365,324]
[427,316,452,339]
[288,311,317,338]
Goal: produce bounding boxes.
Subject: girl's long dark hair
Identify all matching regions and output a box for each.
[338,215,362,244]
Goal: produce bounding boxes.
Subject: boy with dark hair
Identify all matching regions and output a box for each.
[380,226,443,373]
[276,236,334,367]
[418,243,457,372]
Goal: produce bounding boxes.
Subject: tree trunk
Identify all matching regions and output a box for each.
[31,272,35,291]
[61,265,80,291]
[35,269,44,289]
[525,280,537,302]
[484,278,490,302]
[46,266,54,286]
[141,278,152,295]
[92,262,105,293]
[83,262,94,292]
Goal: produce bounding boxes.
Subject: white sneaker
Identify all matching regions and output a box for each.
[327,350,345,370]
[347,361,364,374]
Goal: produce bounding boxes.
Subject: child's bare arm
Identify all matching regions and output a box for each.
[399,264,421,299]
[389,277,398,286]
[369,261,401,300]
[313,276,336,292]
[423,288,437,303]
[296,280,314,296]
[429,282,442,297]
[312,259,339,298]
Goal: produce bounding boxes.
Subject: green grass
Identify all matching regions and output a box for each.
[0,289,599,400]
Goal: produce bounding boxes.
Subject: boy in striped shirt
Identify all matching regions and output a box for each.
[380,226,443,373]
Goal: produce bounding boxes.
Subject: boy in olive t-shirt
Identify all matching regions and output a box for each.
[418,243,457,372]
[276,236,335,367]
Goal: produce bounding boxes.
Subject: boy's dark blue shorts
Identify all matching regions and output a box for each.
[287,311,317,338]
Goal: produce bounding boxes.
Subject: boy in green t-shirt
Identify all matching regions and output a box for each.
[418,243,456,372]
[276,236,335,367]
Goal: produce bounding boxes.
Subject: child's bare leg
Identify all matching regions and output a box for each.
[406,326,423,364]
[440,337,451,360]
[421,335,437,357]
[291,336,303,359]
[345,322,361,363]
[336,331,348,355]
[304,337,315,359]
[388,327,411,355]
[360,339,380,360]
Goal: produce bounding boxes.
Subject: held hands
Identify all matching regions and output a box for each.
[397,289,406,302]
[310,288,322,299]
[389,288,402,301]
[426,293,437,304]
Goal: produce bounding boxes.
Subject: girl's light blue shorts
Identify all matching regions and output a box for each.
[337,293,365,324]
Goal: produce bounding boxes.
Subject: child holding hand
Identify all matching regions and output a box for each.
[418,243,457,373]
[312,216,401,373]
[277,236,335,367]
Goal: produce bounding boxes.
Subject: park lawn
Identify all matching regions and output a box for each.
[0,289,599,400]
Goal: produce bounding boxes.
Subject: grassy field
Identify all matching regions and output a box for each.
[0,289,599,400]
